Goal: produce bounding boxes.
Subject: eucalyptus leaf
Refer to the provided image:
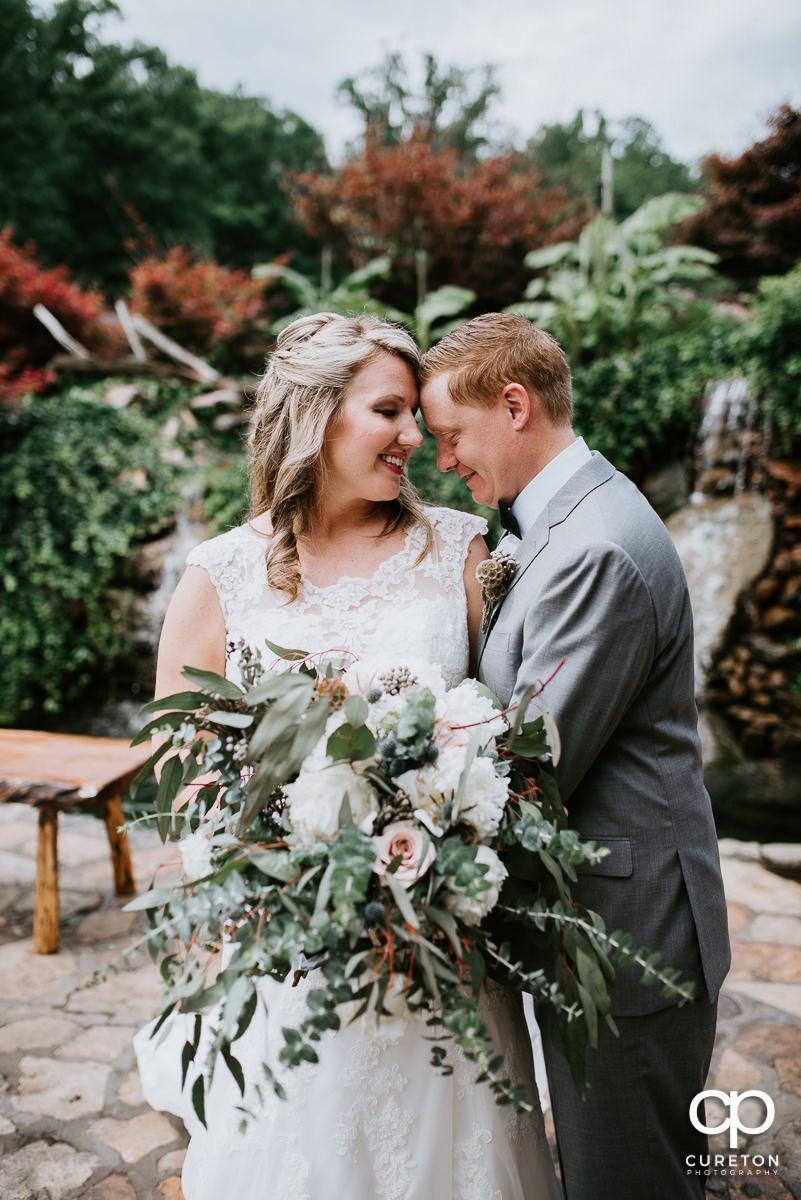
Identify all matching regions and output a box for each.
[343,695,368,725]
[576,947,611,1018]
[139,691,205,715]
[205,711,253,728]
[181,1038,197,1088]
[123,886,181,912]
[416,943,442,1008]
[384,873,420,929]
[313,863,334,917]
[182,666,244,700]
[327,722,376,763]
[246,680,315,763]
[155,755,183,841]
[576,980,599,1049]
[244,673,302,706]
[221,1044,246,1096]
[541,710,561,766]
[263,637,310,663]
[287,698,331,766]
[422,904,462,959]
[131,711,191,747]
[191,1075,207,1127]
[247,848,295,882]
[129,739,173,798]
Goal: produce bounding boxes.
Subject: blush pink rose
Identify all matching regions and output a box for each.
[373,821,437,889]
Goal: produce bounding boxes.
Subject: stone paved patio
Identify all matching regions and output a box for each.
[0,805,799,1199]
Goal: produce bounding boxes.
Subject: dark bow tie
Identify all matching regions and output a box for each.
[498,500,521,539]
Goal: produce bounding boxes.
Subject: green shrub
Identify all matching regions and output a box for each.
[741,263,801,451]
[202,459,250,536]
[570,265,801,475]
[0,389,180,724]
[571,321,740,477]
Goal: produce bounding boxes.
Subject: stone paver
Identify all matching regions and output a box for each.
[0,804,798,1198]
[0,1140,99,1200]
[720,856,801,917]
[13,1055,111,1119]
[89,1111,180,1162]
[83,1174,138,1200]
[0,1015,79,1053]
[55,1024,139,1062]
[0,940,79,1001]
[157,1178,185,1199]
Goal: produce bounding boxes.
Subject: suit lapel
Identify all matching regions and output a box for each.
[477,453,616,665]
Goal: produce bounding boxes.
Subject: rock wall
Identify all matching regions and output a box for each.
[705,460,801,758]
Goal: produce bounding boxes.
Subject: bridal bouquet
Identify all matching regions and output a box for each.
[128,641,693,1122]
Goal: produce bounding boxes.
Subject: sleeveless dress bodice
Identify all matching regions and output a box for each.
[186,506,481,690]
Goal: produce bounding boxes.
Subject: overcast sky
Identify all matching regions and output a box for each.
[103,0,801,166]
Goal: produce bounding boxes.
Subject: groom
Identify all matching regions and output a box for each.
[420,313,731,1200]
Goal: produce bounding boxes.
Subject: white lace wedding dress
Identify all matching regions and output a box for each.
[135,506,561,1200]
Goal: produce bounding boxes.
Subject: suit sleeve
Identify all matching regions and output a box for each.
[511,540,657,802]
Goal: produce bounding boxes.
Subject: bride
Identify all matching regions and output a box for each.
[135,312,561,1200]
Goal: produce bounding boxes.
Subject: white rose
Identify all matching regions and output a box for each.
[284,762,377,847]
[396,747,509,840]
[178,828,214,880]
[435,680,507,751]
[452,754,509,840]
[446,844,508,926]
[394,763,441,809]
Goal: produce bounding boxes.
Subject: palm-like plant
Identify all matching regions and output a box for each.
[253,252,475,350]
[252,255,398,332]
[508,193,719,362]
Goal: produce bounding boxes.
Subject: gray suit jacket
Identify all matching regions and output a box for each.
[478,452,730,1016]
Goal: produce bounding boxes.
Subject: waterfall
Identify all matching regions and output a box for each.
[694,377,760,497]
[669,377,771,699]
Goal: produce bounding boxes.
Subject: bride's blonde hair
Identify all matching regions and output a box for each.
[249,312,433,600]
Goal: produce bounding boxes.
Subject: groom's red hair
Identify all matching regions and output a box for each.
[420,312,573,427]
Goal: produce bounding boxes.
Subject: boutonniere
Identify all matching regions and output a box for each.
[476,549,518,632]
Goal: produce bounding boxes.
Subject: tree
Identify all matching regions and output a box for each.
[510,193,719,362]
[290,134,583,314]
[682,105,801,286]
[0,227,110,402]
[337,51,500,159]
[0,1,327,289]
[528,110,697,220]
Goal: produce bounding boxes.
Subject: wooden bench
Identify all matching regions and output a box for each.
[0,730,152,953]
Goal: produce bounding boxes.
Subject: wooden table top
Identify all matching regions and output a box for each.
[0,729,152,806]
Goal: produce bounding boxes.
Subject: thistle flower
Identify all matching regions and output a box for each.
[476,550,518,632]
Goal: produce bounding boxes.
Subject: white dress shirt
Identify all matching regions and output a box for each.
[510,437,593,540]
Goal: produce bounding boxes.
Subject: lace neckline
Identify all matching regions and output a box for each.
[242,520,421,596]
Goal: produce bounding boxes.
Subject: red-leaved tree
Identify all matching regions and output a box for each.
[128,248,278,364]
[683,105,801,285]
[0,229,107,402]
[290,132,585,312]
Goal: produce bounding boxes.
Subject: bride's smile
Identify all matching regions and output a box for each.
[322,351,423,507]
